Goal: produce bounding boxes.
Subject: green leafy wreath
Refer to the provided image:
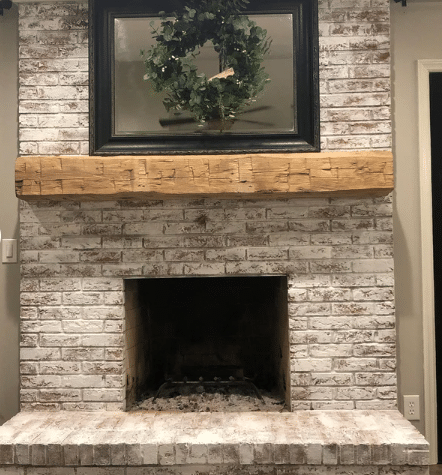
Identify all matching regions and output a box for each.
[142,0,271,126]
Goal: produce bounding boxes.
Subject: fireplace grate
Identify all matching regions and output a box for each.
[153,365,264,402]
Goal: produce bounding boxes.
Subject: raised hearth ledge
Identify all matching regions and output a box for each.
[15,151,393,201]
[0,410,429,470]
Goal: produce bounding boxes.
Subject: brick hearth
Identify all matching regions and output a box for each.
[0,411,429,473]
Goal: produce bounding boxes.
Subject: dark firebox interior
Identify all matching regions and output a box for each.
[129,275,290,406]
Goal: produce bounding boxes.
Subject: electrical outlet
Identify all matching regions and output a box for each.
[403,395,420,420]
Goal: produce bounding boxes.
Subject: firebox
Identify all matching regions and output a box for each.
[124,275,290,411]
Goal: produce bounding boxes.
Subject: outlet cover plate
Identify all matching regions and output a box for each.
[404,395,420,421]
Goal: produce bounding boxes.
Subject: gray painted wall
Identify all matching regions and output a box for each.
[391,0,442,438]
[0,4,20,426]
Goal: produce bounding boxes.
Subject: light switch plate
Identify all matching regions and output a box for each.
[2,239,17,263]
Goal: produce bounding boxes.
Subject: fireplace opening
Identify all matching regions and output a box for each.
[124,275,291,412]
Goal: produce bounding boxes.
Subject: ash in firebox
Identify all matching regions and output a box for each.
[133,385,288,412]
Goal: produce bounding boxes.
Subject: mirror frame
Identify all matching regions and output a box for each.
[89,0,319,155]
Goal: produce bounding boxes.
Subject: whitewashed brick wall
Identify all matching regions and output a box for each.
[19,195,396,411]
[17,0,395,411]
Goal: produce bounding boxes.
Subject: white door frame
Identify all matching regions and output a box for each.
[418,58,442,465]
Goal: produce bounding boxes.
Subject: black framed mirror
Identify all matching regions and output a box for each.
[90,0,319,155]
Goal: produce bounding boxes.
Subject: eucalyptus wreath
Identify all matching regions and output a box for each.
[141,0,271,125]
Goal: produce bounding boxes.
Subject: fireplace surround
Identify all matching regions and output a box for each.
[14,193,401,413]
[0,0,431,474]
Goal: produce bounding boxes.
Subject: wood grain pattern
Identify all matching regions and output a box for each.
[15,151,394,200]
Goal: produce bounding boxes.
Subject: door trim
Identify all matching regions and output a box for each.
[418,59,442,464]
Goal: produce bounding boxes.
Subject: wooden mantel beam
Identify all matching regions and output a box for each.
[15,151,393,201]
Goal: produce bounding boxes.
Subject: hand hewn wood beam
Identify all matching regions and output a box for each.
[15,151,393,201]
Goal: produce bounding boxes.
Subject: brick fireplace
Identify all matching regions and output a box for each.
[0,0,430,474]
[17,194,399,413]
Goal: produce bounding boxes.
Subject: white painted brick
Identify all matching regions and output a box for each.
[375,301,395,315]
[20,347,61,361]
[290,331,333,344]
[105,348,124,361]
[62,348,105,361]
[336,387,377,400]
[38,141,81,155]
[83,362,123,375]
[40,334,81,347]
[184,263,226,275]
[21,375,61,388]
[19,86,88,101]
[334,358,378,371]
[289,246,332,259]
[84,307,124,320]
[353,343,396,357]
[21,321,62,333]
[291,345,309,357]
[102,237,143,249]
[39,362,81,374]
[82,334,123,347]
[331,245,373,259]
[334,330,375,343]
[39,251,80,263]
[325,136,373,150]
[356,400,397,409]
[60,375,105,388]
[292,387,334,400]
[124,223,164,235]
[247,248,289,260]
[104,292,124,305]
[291,359,333,372]
[309,316,354,330]
[332,274,376,286]
[83,389,125,402]
[310,344,353,357]
[332,302,374,315]
[287,288,309,302]
[289,274,331,287]
[39,307,82,320]
[353,316,395,329]
[225,207,266,220]
[205,249,246,261]
[309,288,352,301]
[103,264,144,277]
[289,318,308,330]
[62,320,104,333]
[268,232,310,246]
[353,259,393,273]
[312,401,355,410]
[63,292,104,305]
[353,287,394,301]
[164,249,205,262]
[39,278,81,291]
[311,373,353,386]
[376,329,396,342]
[20,307,41,323]
[310,259,352,273]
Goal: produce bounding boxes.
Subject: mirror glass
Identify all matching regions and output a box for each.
[114,14,295,135]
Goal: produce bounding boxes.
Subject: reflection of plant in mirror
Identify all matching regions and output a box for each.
[141,0,271,128]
